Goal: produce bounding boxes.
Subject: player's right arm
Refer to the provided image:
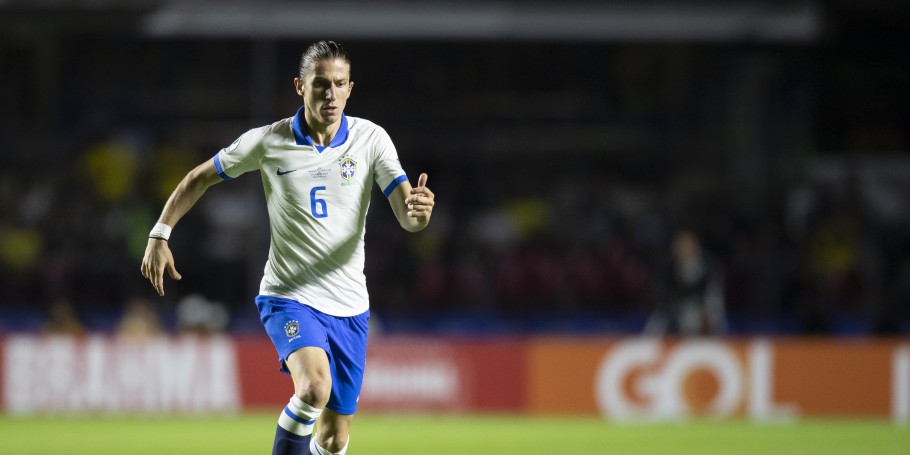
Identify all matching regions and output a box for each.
[140,160,223,296]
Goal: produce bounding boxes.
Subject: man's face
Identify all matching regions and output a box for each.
[295,58,353,129]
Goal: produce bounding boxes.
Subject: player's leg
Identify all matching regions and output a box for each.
[310,308,370,455]
[256,295,333,455]
[310,410,353,454]
[273,346,333,454]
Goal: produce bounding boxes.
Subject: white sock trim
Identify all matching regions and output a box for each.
[290,395,322,417]
[278,395,322,437]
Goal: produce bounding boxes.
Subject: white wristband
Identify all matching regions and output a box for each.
[149,222,172,241]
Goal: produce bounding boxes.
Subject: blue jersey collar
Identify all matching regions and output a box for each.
[292,106,349,151]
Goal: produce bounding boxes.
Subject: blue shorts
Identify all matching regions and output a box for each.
[255,295,370,415]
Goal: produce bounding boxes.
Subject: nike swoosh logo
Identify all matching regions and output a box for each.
[277,168,298,176]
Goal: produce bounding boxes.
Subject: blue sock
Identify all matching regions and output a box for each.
[273,426,312,455]
[272,395,322,455]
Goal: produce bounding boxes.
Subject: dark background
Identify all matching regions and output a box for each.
[1,1,909,336]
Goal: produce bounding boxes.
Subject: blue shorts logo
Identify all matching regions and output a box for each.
[340,157,356,181]
[284,320,300,339]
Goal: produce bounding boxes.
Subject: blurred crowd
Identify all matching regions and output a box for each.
[2,134,909,337]
[1,29,909,337]
[365,154,910,336]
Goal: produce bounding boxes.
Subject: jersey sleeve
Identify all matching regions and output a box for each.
[213,126,267,180]
[372,127,408,197]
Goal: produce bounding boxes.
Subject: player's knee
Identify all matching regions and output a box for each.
[296,378,331,407]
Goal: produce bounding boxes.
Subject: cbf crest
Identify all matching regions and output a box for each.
[340,156,357,181]
[284,320,300,339]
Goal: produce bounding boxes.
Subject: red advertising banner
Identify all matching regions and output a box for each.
[233,336,289,408]
[0,335,524,414]
[357,337,525,412]
[235,336,526,412]
[1,334,907,422]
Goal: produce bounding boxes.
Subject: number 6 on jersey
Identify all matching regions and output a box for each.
[310,186,328,218]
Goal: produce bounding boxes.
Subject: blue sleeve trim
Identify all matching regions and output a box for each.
[383,174,408,198]
[213,154,232,180]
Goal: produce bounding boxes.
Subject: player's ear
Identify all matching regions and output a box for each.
[293,77,304,96]
[348,80,354,96]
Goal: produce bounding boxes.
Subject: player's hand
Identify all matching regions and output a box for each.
[140,238,182,296]
[406,173,435,225]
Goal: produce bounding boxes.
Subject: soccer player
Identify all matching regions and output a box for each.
[140,40,435,455]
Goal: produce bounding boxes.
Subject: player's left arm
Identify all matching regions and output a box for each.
[388,173,434,232]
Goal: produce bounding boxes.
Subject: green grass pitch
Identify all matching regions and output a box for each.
[1,413,908,454]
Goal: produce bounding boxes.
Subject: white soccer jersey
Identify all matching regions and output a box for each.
[214,108,408,316]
